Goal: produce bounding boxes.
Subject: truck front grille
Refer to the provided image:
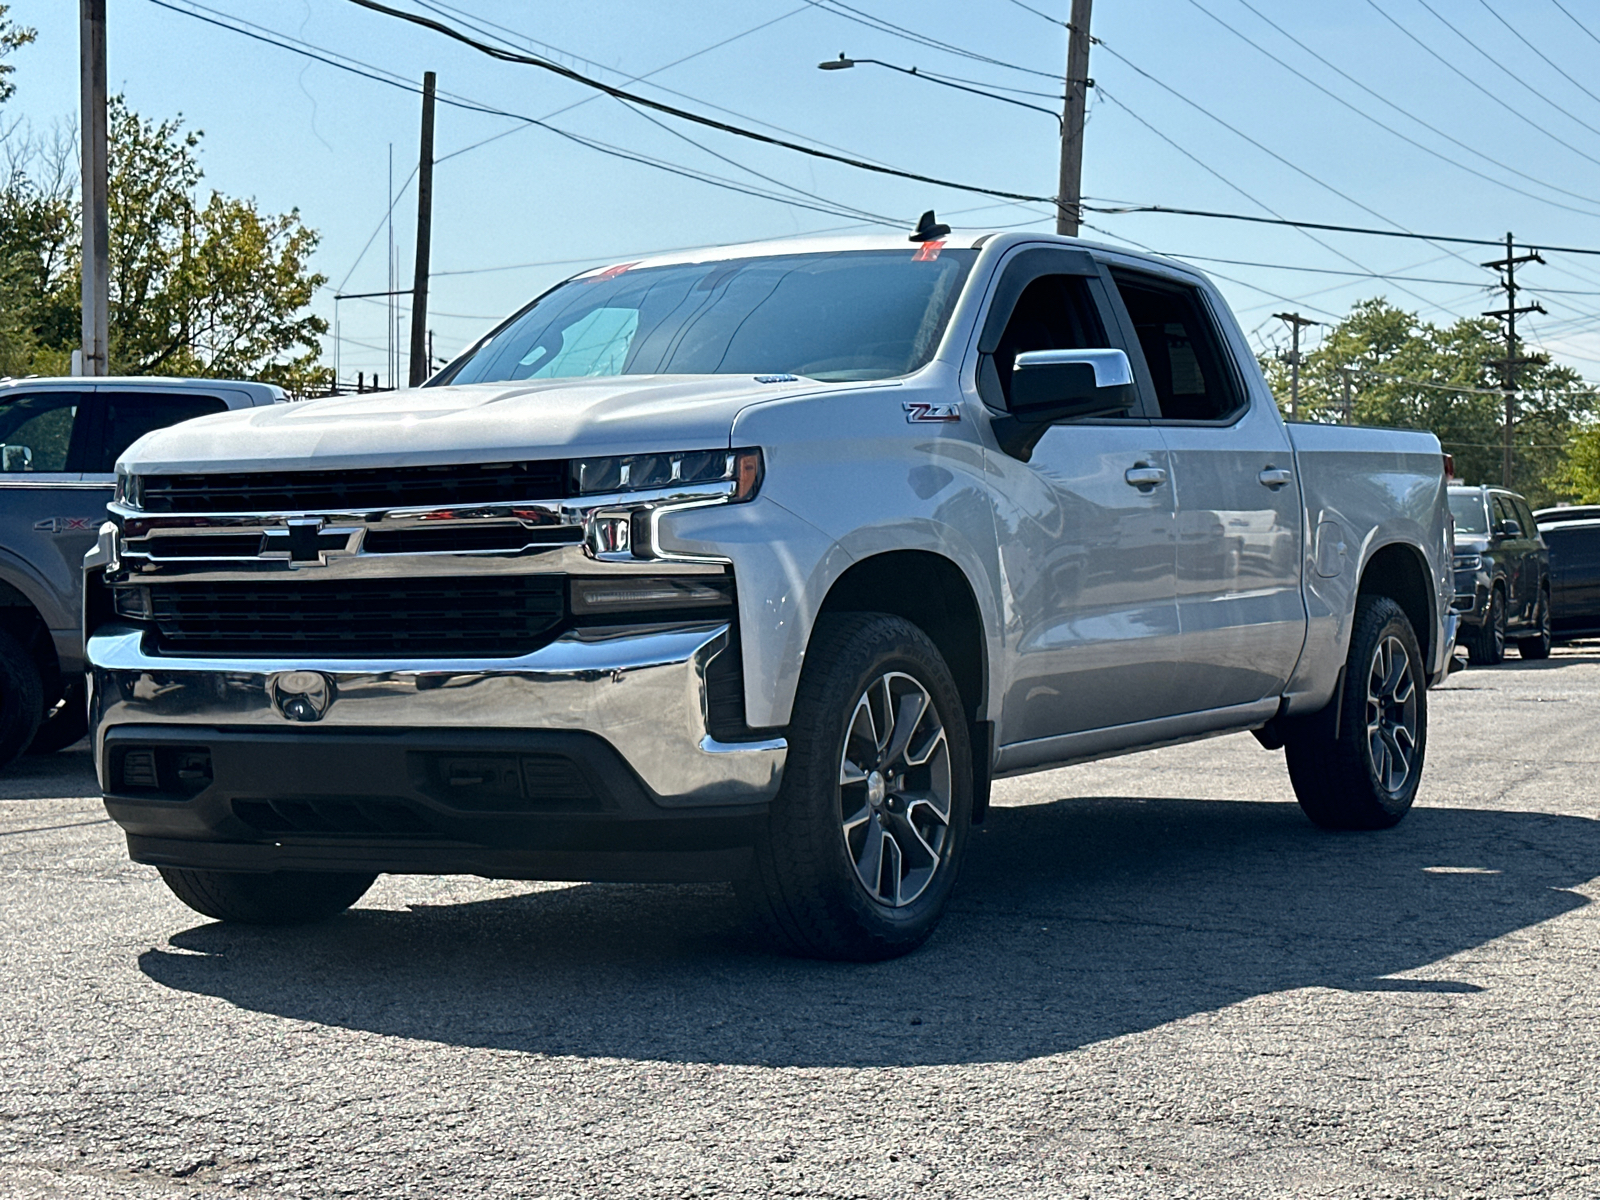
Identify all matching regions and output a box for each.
[148,576,566,657]
[137,460,570,514]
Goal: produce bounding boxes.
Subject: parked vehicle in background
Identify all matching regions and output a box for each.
[86,230,1453,960]
[1534,505,1600,643]
[0,377,285,768]
[1449,484,1551,663]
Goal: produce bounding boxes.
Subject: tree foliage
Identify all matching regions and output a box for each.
[0,30,329,391]
[1260,298,1600,508]
[0,4,33,106]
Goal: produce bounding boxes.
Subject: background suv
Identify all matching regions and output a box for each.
[1533,505,1600,643]
[1449,484,1551,663]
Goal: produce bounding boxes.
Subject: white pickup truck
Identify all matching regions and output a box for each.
[86,227,1454,960]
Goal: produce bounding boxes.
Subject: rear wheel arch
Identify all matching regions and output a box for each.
[0,577,60,702]
[1356,542,1435,666]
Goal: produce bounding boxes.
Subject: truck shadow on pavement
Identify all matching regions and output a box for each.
[139,797,1600,1068]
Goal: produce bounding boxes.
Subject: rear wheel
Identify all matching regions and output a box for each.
[1517,587,1552,660]
[0,628,44,772]
[740,613,972,961]
[1284,595,1426,831]
[157,868,376,925]
[1465,586,1506,665]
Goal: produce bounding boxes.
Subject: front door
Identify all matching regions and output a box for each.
[978,253,1181,744]
[0,388,99,620]
[1106,268,1304,713]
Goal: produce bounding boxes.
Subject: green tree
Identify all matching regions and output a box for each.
[1260,298,1599,507]
[0,3,34,105]
[1,34,330,391]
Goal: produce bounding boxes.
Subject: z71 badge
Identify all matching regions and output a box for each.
[903,401,961,424]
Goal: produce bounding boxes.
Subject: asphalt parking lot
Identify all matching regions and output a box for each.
[3,648,1599,1199]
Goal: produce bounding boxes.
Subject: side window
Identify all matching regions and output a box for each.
[1492,494,1515,531]
[0,391,90,473]
[1514,497,1538,539]
[1109,272,1245,422]
[87,392,229,474]
[988,274,1110,406]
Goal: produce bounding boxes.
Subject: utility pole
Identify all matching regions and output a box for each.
[78,0,109,377]
[1483,232,1546,489]
[408,71,436,387]
[1339,365,1354,425]
[1273,312,1319,419]
[1056,0,1093,236]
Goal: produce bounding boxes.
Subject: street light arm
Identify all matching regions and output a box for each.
[818,55,1063,129]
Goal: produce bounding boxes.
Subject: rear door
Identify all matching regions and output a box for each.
[0,387,99,622]
[1490,493,1531,622]
[1546,524,1600,634]
[1104,267,1304,714]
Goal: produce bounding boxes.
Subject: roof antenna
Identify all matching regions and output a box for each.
[909,210,951,242]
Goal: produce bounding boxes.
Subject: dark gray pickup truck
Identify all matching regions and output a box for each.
[0,376,283,766]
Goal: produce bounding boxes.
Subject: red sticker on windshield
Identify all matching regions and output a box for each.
[912,240,945,262]
[587,261,640,282]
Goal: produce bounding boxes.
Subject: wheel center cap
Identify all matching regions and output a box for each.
[866,771,886,807]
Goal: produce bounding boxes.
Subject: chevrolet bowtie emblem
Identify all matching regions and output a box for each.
[260,519,362,566]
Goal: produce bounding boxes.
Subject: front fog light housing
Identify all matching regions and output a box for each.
[570,448,763,500]
[113,585,153,621]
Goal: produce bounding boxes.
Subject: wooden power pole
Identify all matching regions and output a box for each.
[79,0,109,377]
[408,71,436,387]
[1273,312,1318,419]
[1056,0,1093,236]
[1483,232,1546,489]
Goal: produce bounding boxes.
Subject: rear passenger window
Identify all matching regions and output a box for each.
[1514,498,1538,538]
[1110,272,1245,422]
[88,392,229,474]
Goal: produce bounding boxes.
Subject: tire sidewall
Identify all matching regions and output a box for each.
[1347,601,1427,821]
[781,615,972,953]
[0,628,44,770]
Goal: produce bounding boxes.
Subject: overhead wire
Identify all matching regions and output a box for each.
[1548,0,1600,51]
[1181,0,1600,219]
[1473,0,1600,115]
[1363,0,1600,173]
[797,0,1060,80]
[343,0,1055,204]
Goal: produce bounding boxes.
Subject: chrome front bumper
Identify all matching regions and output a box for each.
[87,621,786,808]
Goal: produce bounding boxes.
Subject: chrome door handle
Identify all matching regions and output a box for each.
[1124,464,1168,491]
[1258,467,1293,489]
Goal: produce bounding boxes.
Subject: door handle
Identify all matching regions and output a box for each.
[1124,464,1168,491]
[1258,466,1293,489]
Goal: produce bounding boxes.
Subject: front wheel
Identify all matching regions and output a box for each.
[740,613,972,961]
[1284,595,1426,830]
[157,867,376,925]
[1465,586,1506,665]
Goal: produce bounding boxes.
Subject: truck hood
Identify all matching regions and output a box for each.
[118,375,825,474]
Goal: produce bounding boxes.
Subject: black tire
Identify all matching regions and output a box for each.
[156,867,377,925]
[740,613,972,961]
[0,628,45,772]
[28,678,89,754]
[1284,594,1427,831]
[1465,585,1507,665]
[1517,586,1552,660]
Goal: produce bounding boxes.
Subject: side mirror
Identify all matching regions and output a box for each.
[993,348,1137,461]
[1494,519,1522,540]
[0,444,32,472]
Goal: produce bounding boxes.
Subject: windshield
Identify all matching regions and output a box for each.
[439,249,978,386]
[1450,491,1489,535]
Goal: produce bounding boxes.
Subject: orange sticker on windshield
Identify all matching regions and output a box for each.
[912,240,945,262]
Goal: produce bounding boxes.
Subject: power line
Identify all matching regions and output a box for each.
[343,0,1055,204]
[1183,0,1600,219]
[1363,0,1600,174]
[1085,202,1600,256]
[1548,0,1600,52]
[1473,0,1600,115]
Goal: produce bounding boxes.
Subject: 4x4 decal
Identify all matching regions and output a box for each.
[33,517,96,534]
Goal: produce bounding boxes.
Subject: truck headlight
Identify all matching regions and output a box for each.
[570,448,763,500]
[1453,553,1482,571]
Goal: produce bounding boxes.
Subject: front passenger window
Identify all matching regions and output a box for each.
[0,391,85,473]
[989,274,1109,406]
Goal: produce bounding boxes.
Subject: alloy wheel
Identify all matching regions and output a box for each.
[1366,634,1419,795]
[838,671,953,907]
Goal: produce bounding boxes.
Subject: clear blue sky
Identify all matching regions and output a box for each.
[11,0,1600,386]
